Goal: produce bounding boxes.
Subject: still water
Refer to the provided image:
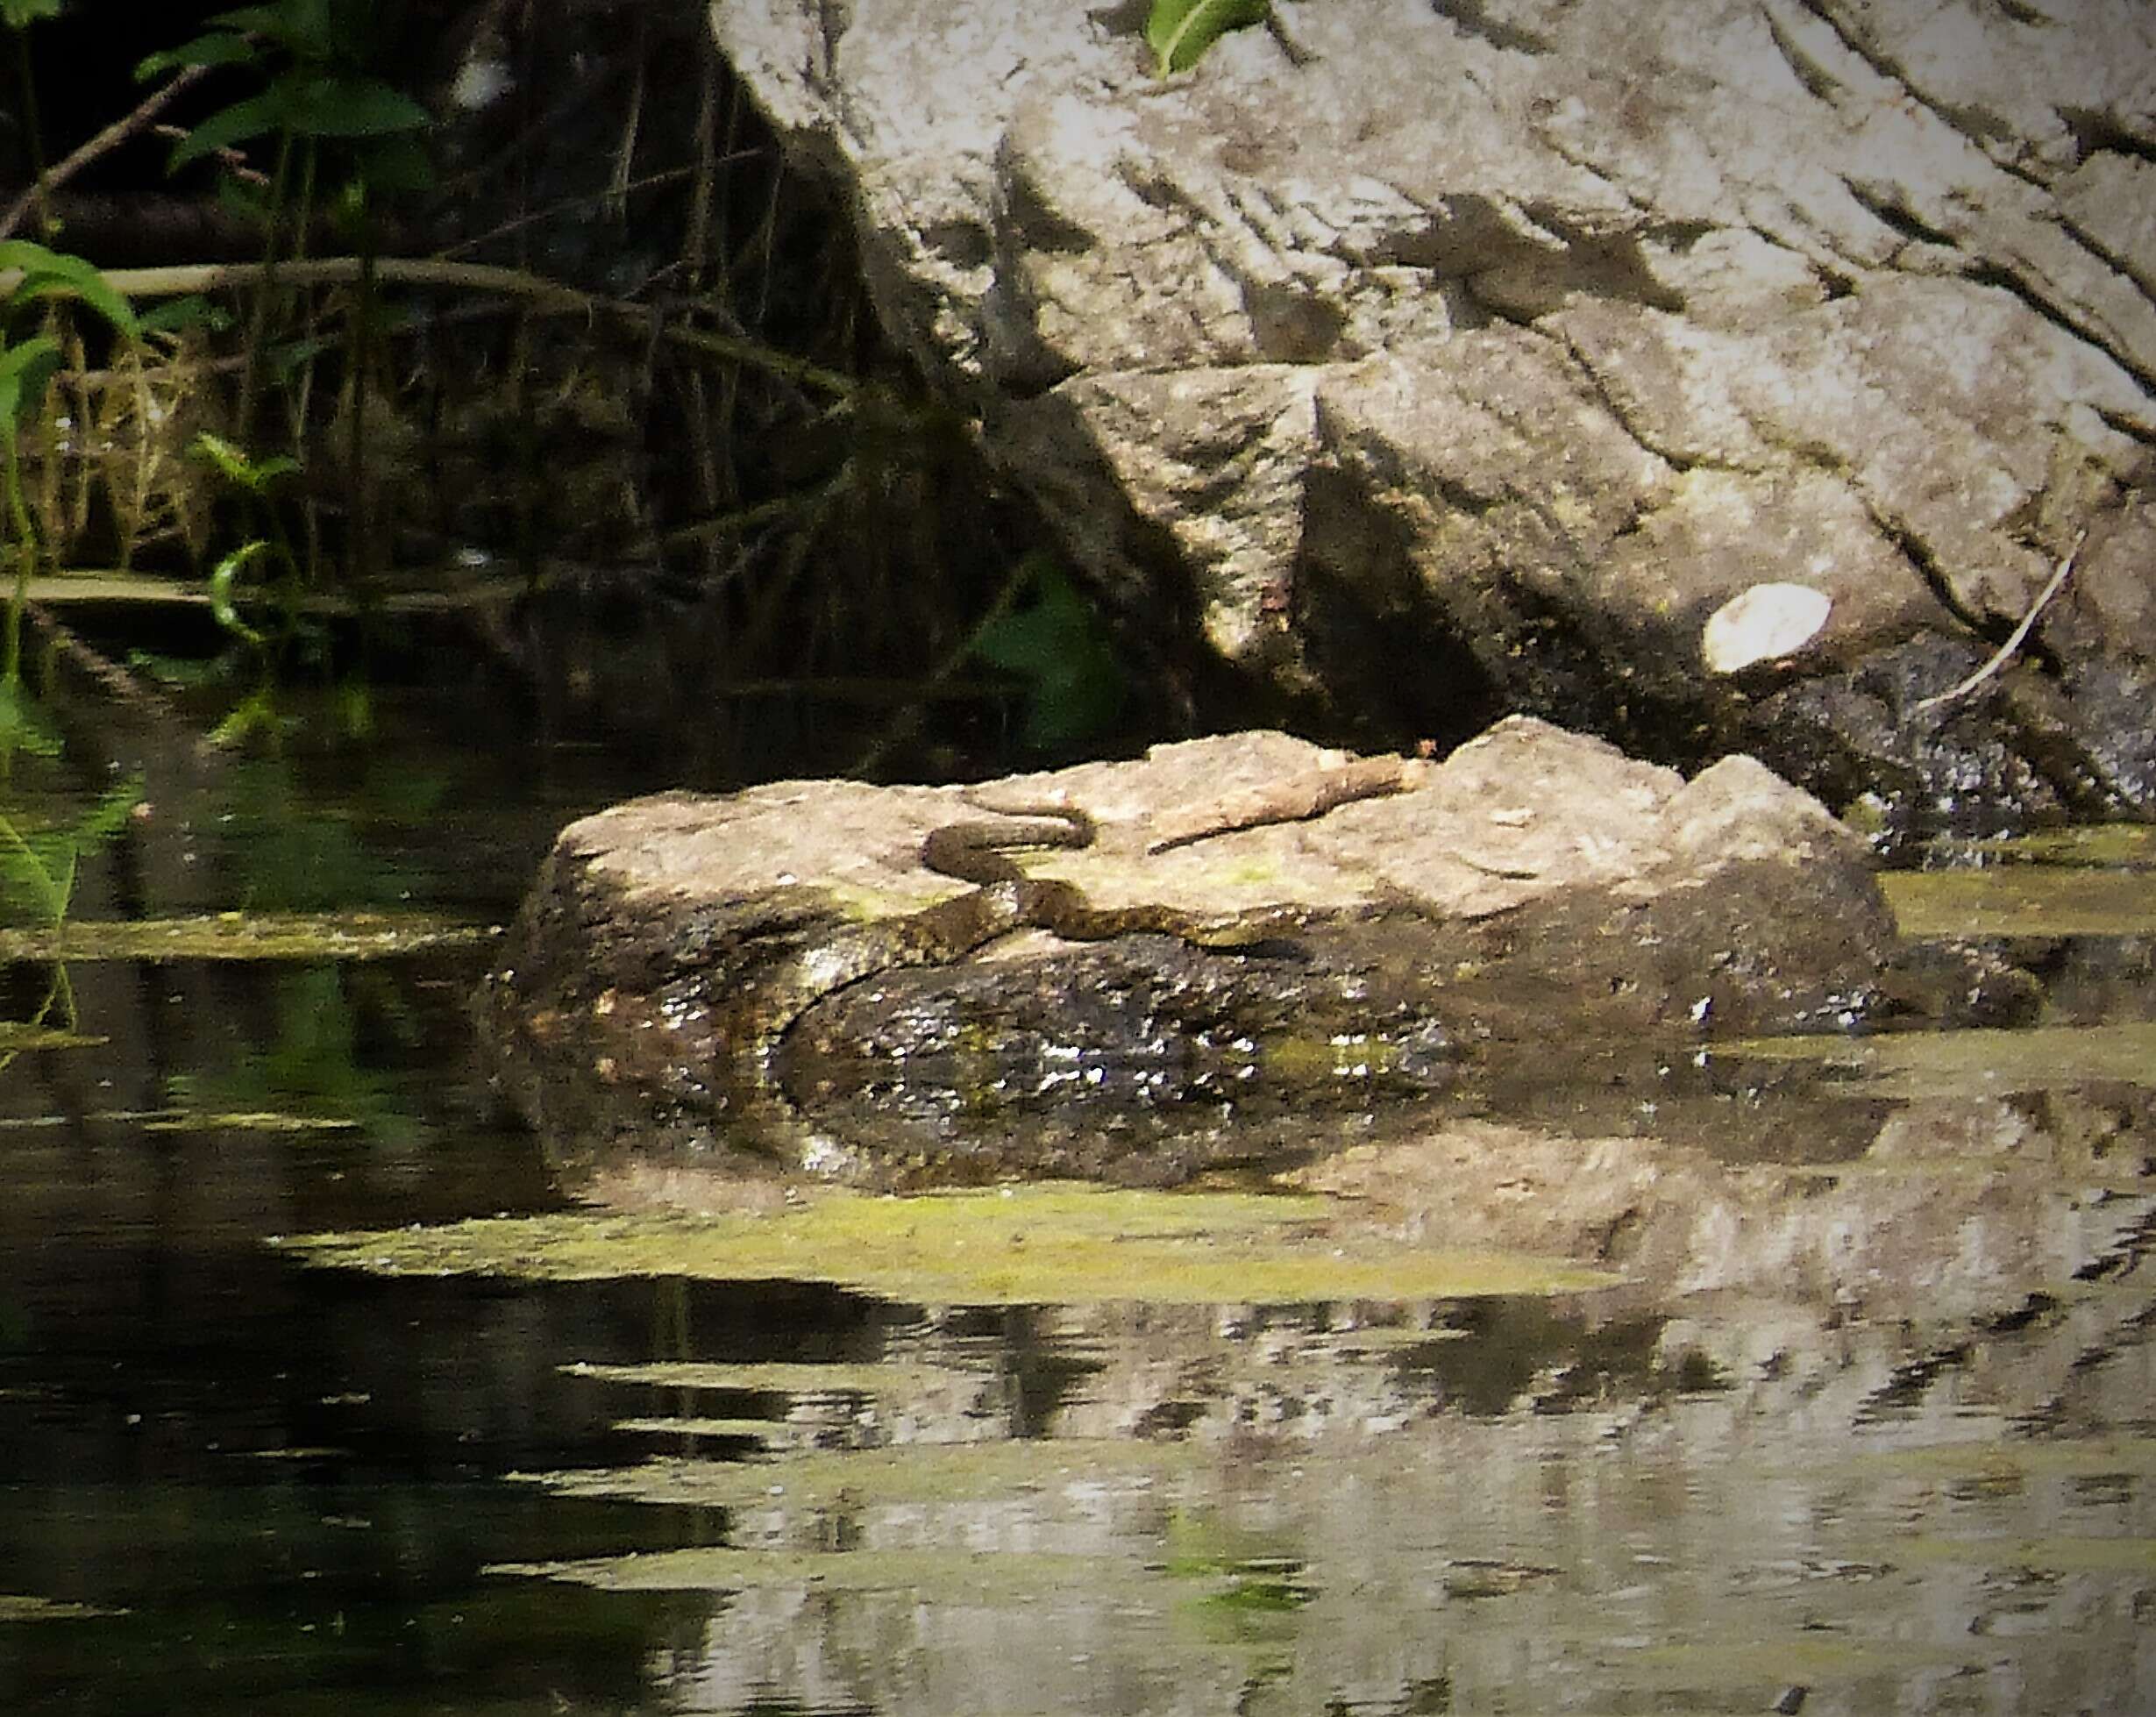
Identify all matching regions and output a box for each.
[2,679,2152,1715]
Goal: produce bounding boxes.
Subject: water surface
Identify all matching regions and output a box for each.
[2,680,2151,1715]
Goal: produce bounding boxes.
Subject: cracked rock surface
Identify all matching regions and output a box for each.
[710,0,2156,831]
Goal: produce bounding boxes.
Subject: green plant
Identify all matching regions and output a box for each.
[138,1,430,262]
[0,0,63,239]
[0,777,141,930]
[191,430,314,745]
[1147,0,1270,75]
[0,241,140,762]
[139,1,430,466]
[1,1,145,759]
[966,553,1127,753]
[0,774,142,1049]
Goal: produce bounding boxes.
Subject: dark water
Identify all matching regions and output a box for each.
[3,680,2152,1716]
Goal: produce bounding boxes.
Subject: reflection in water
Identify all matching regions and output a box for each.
[492,1240,2153,1717]
[1,683,2152,1713]
[4,941,2153,1713]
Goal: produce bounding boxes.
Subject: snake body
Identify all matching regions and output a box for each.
[743,803,1296,1056]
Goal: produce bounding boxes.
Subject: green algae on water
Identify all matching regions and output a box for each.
[610,1415,811,1445]
[561,1358,966,1395]
[0,910,498,963]
[1965,825,2156,868]
[495,1441,1206,1599]
[0,1106,355,1133]
[1882,867,2156,937]
[0,1594,126,1622]
[1161,1510,1315,1649]
[1611,1629,1985,1692]
[0,1022,104,1051]
[1890,1535,2156,1575]
[515,1436,1194,1512]
[276,1182,1619,1306]
[1724,1022,2156,1098]
[487,1543,1117,1599]
[139,1108,361,1134]
[1851,1436,2156,1479]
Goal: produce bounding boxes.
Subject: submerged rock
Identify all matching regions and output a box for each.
[480,717,1903,1188]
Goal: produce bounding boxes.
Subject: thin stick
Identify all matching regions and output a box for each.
[67,257,863,398]
[1913,531,2084,715]
[1145,756,1424,852]
[436,164,703,258]
[1,64,214,239]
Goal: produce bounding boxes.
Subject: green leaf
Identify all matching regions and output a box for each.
[969,558,1126,752]
[0,777,133,930]
[207,686,283,749]
[208,540,273,644]
[212,169,274,231]
[276,74,430,139]
[192,429,253,483]
[75,775,147,847]
[139,295,229,336]
[348,132,434,196]
[206,3,295,26]
[0,241,139,336]
[0,673,62,766]
[125,647,228,690]
[0,824,68,926]
[135,31,260,81]
[207,0,331,56]
[1145,0,1270,76]
[0,0,63,31]
[268,331,338,378]
[167,90,285,170]
[171,73,429,169]
[193,430,300,493]
[0,331,60,386]
[0,334,60,443]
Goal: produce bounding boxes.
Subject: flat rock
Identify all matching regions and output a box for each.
[480,717,1908,1188]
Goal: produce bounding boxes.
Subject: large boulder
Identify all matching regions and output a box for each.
[708,0,2156,833]
[478,718,1909,1187]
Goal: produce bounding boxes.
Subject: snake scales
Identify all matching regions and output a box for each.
[742,802,1299,1056]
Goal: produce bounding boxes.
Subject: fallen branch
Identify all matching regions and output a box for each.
[1145,755,1424,852]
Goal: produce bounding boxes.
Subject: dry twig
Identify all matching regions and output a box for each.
[1145,755,1424,852]
[0,65,215,239]
[1913,531,2084,716]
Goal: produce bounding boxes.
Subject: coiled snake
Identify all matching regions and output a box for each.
[743,801,1299,1058]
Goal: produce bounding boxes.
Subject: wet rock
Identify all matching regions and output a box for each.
[479,716,1902,1186]
[1294,1086,2156,1332]
[1873,939,2046,1029]
[708,0,2156,832]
